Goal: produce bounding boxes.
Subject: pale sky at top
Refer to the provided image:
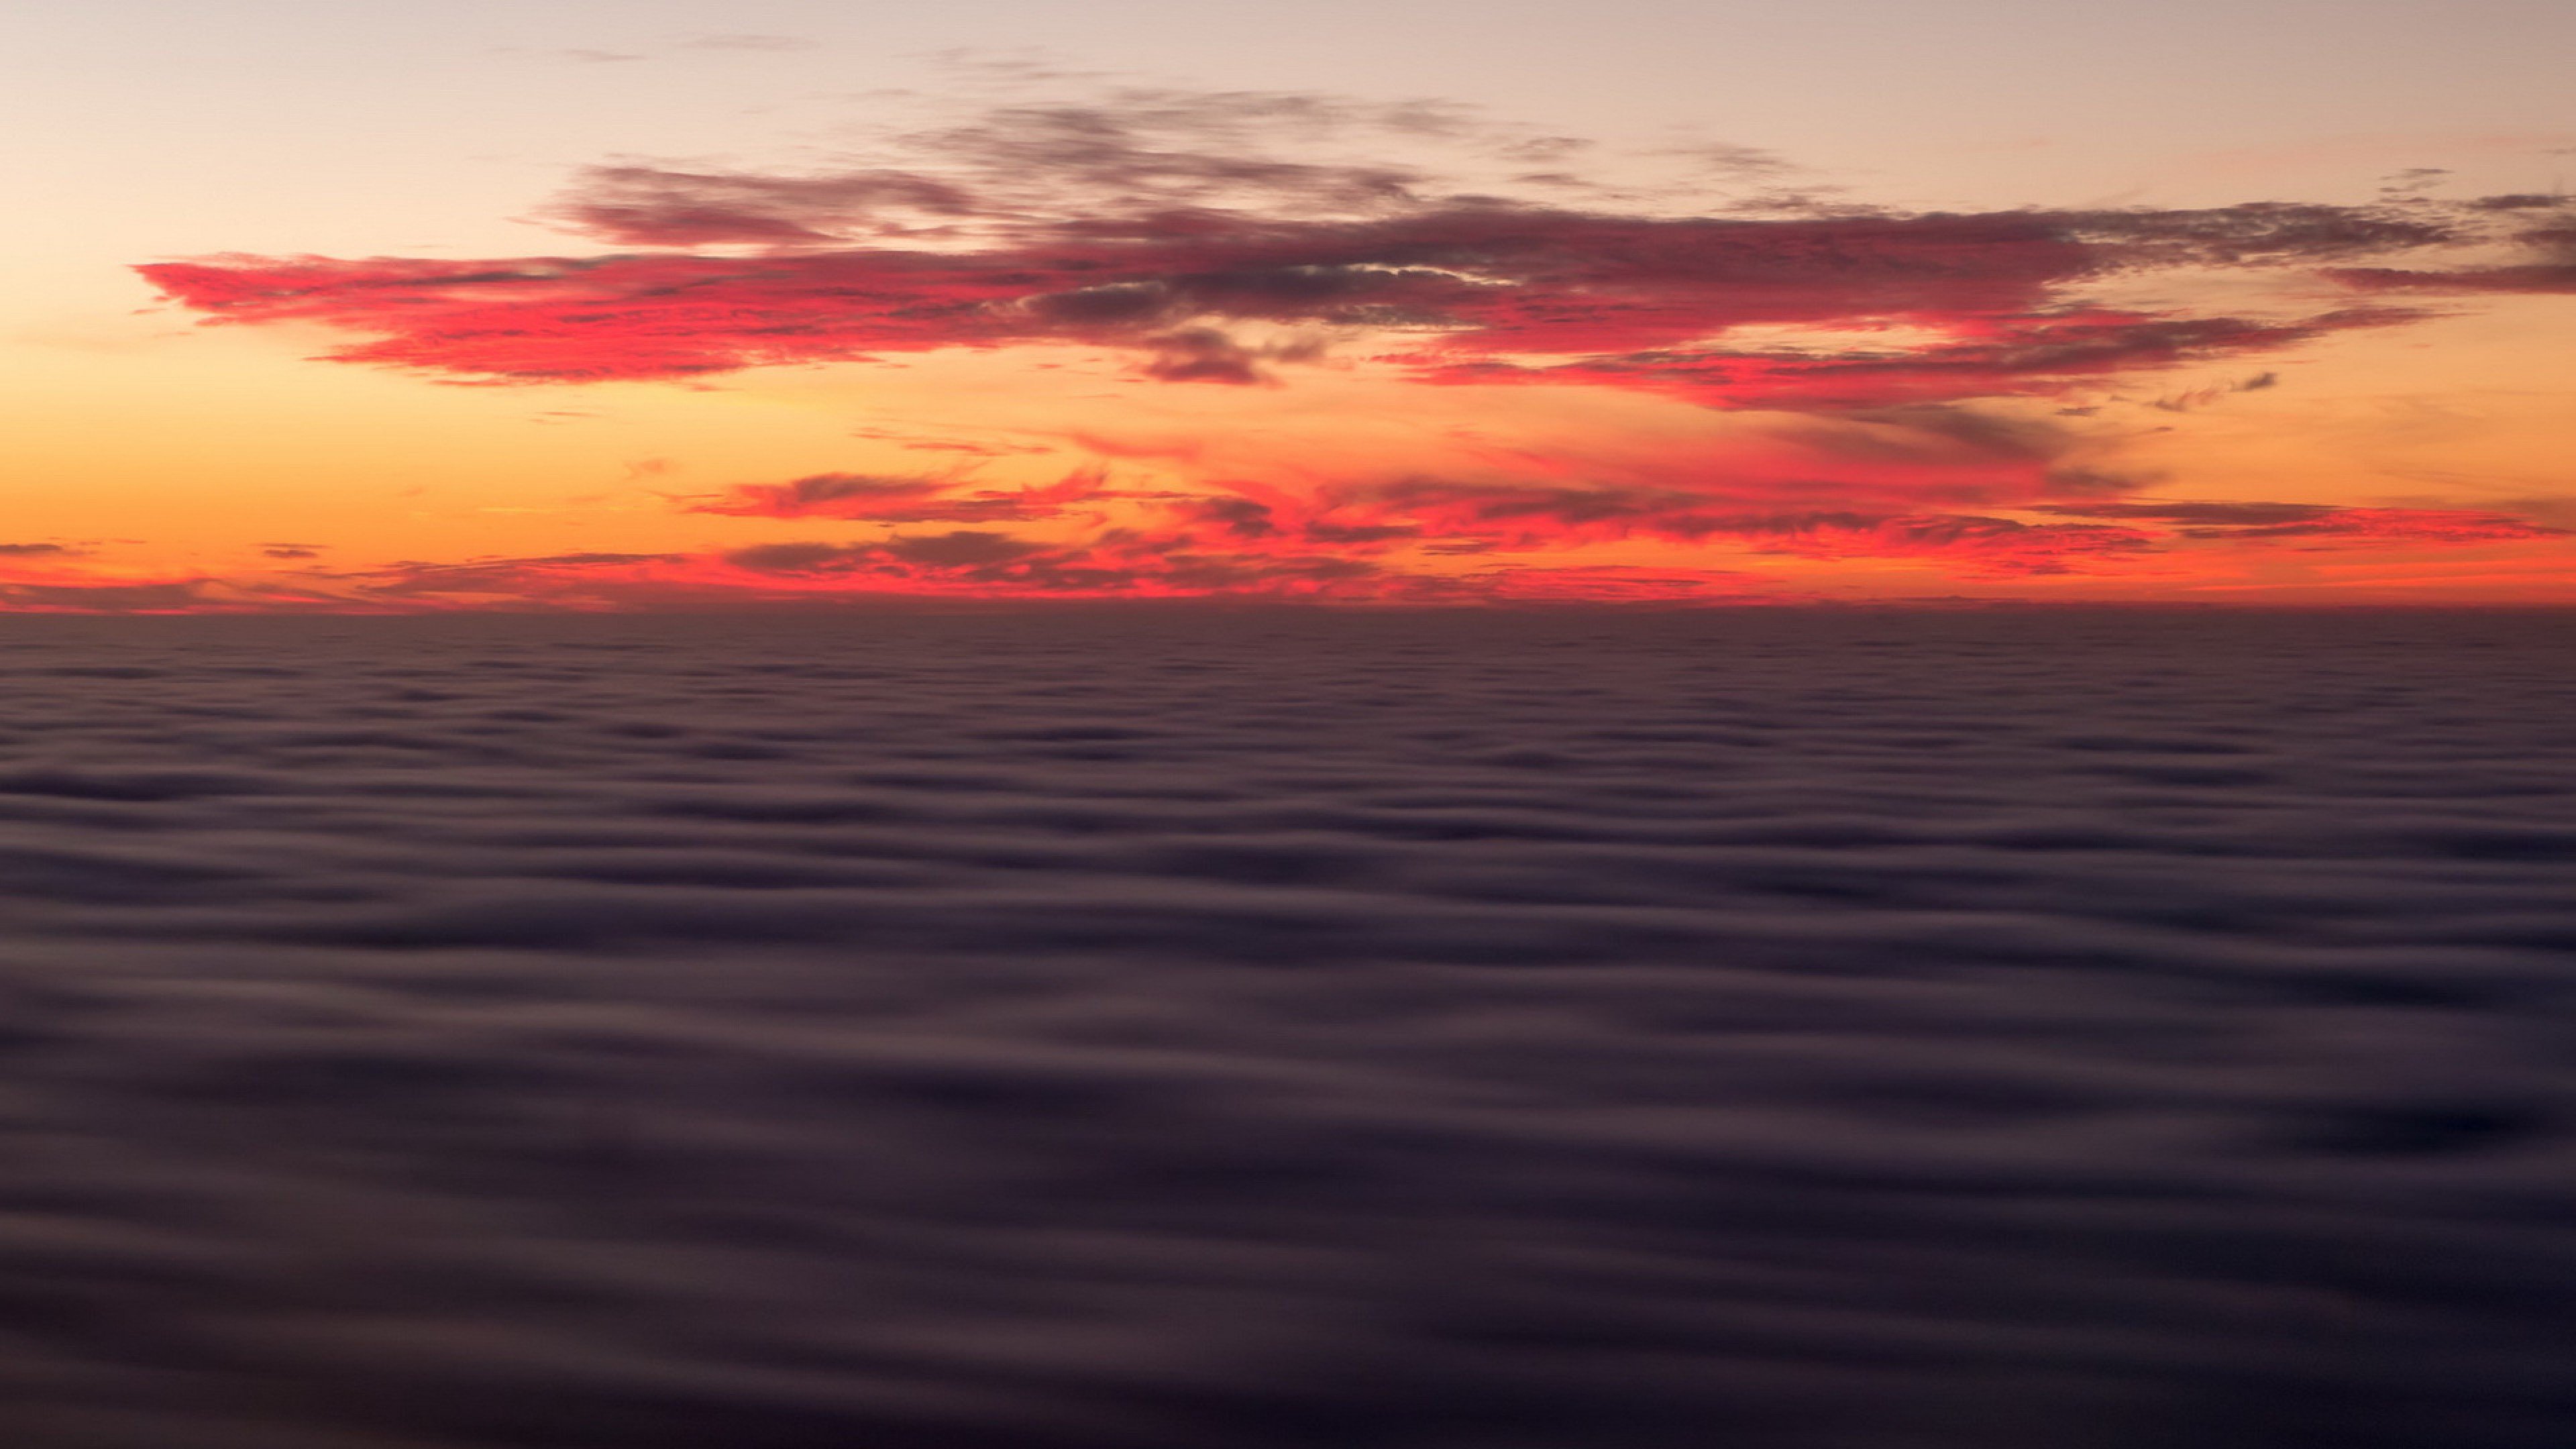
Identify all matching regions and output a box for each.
[14,0,2574,264]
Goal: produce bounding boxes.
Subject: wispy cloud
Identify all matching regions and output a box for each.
[125,85,2575,605]
[142,88,2504,407]
[681,468,1110,523]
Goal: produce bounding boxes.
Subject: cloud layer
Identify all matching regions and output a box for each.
[123,87,2576,604]
[138,89,2549,402]
[0,610,2572,1446]
[138,206,2459,397]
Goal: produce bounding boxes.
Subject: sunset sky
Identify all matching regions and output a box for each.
[9,0,2573,608]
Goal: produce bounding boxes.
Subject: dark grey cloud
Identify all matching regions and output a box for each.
[1138,326,1323,385]
[686,472,955,517]
[724,530,1051,574]
[0,610,2570,1448]
[2031,500,2341,525]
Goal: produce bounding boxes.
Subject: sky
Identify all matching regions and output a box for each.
[6,0,2573,608]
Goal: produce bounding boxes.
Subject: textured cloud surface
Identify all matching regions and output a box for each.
[136,203,2450,394]
[1,610,2572,1447]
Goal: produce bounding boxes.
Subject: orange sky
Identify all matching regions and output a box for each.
[5,3,2571,608]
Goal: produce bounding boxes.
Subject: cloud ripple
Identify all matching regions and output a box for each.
[0,610,2570,1446]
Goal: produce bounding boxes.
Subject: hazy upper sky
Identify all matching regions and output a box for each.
[7,0,2572,606]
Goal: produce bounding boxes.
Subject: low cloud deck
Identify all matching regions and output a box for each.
[0,608,2569,1448]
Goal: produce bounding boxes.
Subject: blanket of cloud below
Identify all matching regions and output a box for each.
[0,608,2569,1449]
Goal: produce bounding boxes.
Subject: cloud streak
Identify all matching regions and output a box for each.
[138,91,2485,407]
[137,206,2455,400]
[278,491,2557,607]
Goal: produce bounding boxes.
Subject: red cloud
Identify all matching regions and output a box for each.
[1161,480,2156,576]
[9,494,2559,614]
[657,460,2560,600]
[117,90,2576,608]
[137,109,2466,408]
